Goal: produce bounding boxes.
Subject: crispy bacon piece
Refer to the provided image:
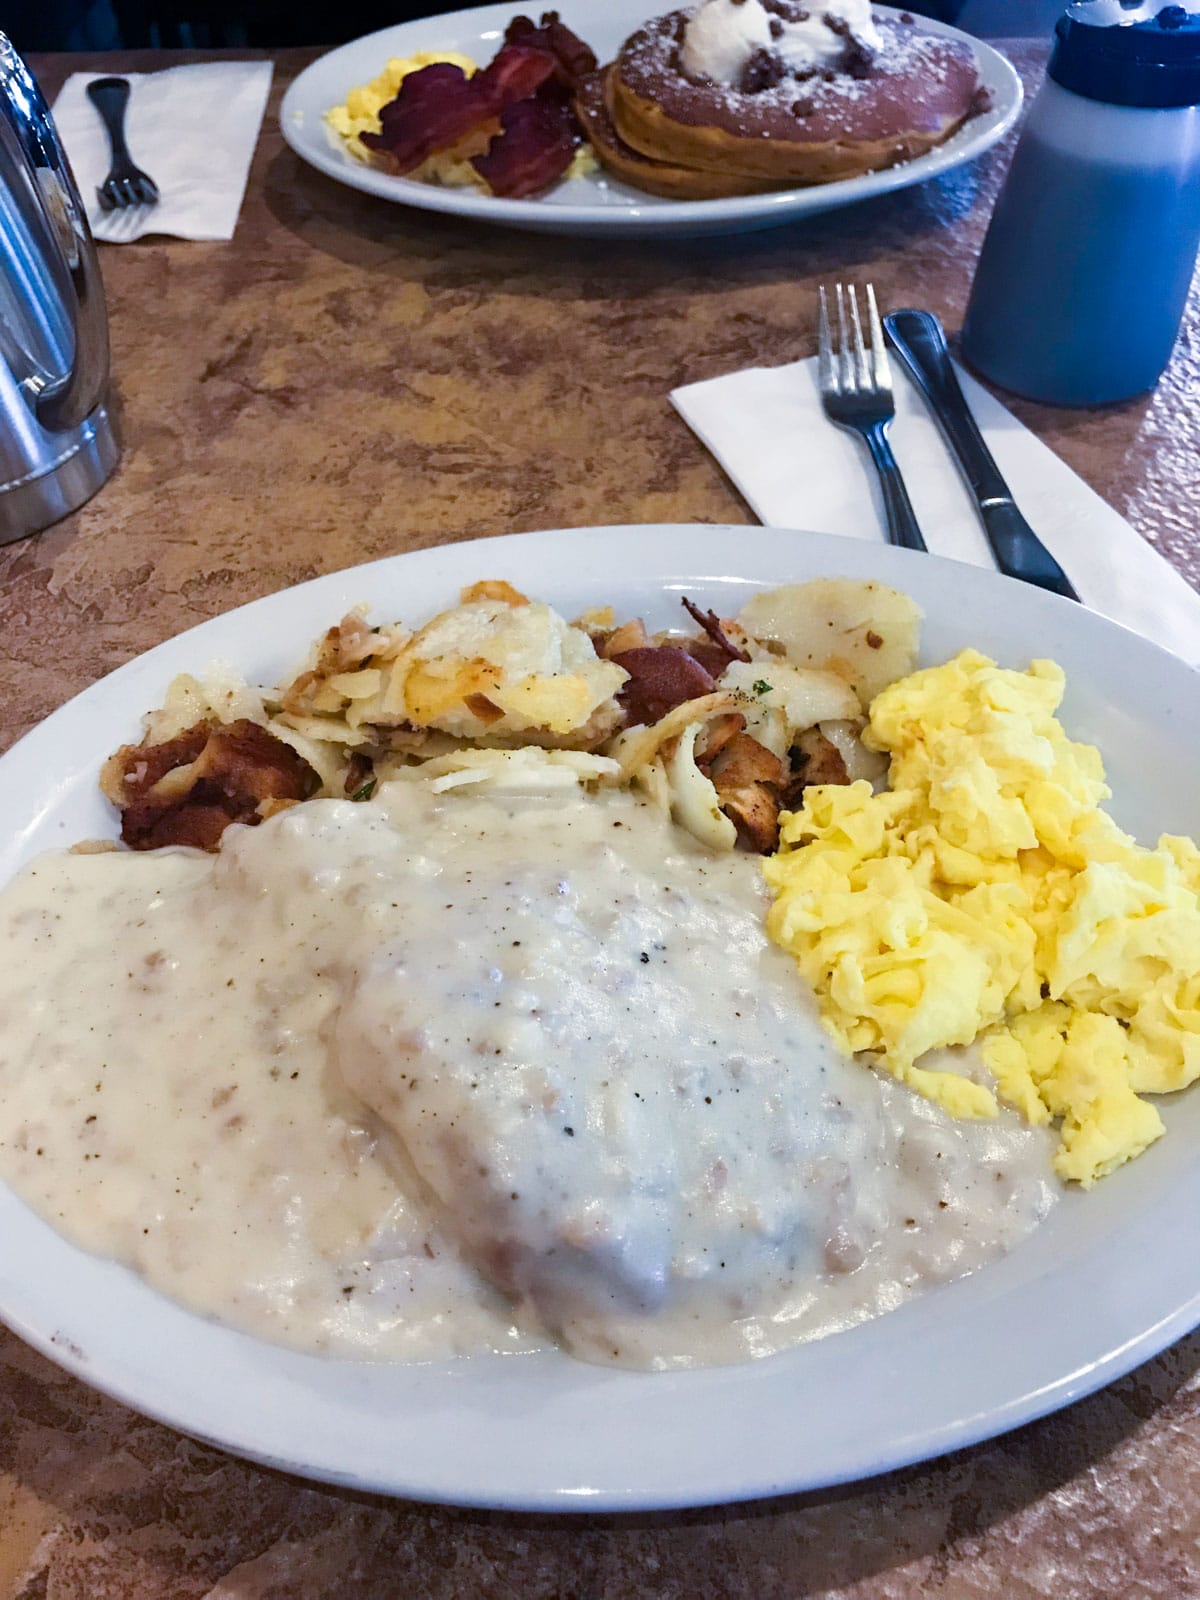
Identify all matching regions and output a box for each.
[680,596,752,672]
[343,750,376,798]
[126,802,240,853]
[684,638,743,680]
[111,723,210,796]
[362,44,563,176]
[610,645,716,727]
[503,11,599,87]
[708,733,788,854]
[484,41,562,101]
[694,712,747,770]
[782,730,850,809]
[711,733,787,790]
[596,598,859,852]
[108,719,320,853]
[463,692,505,724]
[361,63,494,174]
[472,98,577,198]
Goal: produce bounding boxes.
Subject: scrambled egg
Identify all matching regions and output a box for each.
[764,649,1200,1186]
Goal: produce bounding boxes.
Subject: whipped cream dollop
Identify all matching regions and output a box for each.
[680,0,882,89]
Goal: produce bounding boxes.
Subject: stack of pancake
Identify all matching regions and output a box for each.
[574,3,985,200]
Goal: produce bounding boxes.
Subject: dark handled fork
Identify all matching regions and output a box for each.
[86,77,159,211]
[817,283,927,553]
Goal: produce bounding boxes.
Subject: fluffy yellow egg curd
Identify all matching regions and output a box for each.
[764,649,1200,1187]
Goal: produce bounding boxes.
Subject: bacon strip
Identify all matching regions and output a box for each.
[362,37,581,179]
[343,750,376,798]
[362,64,494,174]
[680,596,752,669]
[472,98,577,198]
[610,646,716,727]
[707,733,788,854]
[503,11,599,86]
[109,719,320,853]
[782,729,850,809]
[693,712,747,770]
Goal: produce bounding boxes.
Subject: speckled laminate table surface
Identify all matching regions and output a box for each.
[0,39,1197,1600]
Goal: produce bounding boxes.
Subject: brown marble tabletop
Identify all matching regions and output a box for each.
[0,39,1197,1600]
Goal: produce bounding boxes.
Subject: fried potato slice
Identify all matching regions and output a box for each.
[388,746,620,792]
[607,691,743,784]
[720,659,860,758]
[460,580,529,606]
[667,722,737,853]
[737,580,922,705]
[390,598,627,740]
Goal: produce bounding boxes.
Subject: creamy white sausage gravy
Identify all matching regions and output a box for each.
[0,782,1056,1368]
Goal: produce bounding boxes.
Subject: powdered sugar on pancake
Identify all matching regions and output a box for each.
[619,12,978,143]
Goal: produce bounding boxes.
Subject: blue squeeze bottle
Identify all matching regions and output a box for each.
[961,1,1200,406]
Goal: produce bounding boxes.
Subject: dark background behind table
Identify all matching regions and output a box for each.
[9,0,1003,53]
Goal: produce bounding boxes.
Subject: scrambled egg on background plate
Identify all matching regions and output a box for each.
[765,649,1200,1187]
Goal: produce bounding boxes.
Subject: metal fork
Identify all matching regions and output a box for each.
[86,77,159,211]
[817,283,927,553]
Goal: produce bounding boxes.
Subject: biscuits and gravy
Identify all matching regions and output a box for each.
[0,577,1193,1373]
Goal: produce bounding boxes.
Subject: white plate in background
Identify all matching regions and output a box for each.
[0,524,1196,1510]
[279,2,1022,237]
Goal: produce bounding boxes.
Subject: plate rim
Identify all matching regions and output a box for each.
[277,1,1024,235]
[1,522,1197,1514]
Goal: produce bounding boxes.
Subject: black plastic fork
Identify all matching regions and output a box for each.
[86,77,159,210]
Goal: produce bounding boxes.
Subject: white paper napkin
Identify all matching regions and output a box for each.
[672,356,1200,667]
[52,62,273,243]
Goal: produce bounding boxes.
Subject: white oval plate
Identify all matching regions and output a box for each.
[279,2,1023,237]
[1,525,1198,1512]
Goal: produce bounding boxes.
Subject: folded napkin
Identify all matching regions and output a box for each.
[52,62,273,243]
[672,357,1200,667]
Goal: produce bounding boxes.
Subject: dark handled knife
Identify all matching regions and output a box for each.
[882,309,1080,603]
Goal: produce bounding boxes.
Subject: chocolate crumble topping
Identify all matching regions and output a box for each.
[741,46,787,93]
[821,11,877,75]
[616,13,983,152]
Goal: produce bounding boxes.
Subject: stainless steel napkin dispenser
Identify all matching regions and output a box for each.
[0,34,119,546]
